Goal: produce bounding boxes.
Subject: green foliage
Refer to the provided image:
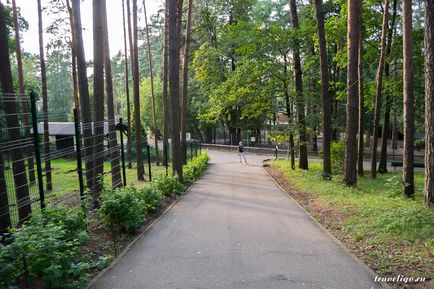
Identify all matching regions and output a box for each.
[0,207,90,289]
[330,140,345,174]
[415,138,425,150]
[152,174,185,197]
[271,160,434,276]
[183,153,210,183]
[99,187,145,233]
[135,186,164,213]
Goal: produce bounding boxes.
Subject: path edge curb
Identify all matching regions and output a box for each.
[85,179,201,289]
[263,165,392,289]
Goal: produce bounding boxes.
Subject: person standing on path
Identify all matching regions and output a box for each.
[238,141,247,164]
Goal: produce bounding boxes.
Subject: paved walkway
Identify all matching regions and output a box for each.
[91,151,381,289]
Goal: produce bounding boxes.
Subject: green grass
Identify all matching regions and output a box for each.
[44,158,168,196]
[5,158,169,216]
[270,160,434,277]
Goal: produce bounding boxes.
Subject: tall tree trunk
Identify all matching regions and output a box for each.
[402,0,414,197]
[102,0,122,189]
[169,0,183,180]
[391,98,398,150]
[343,0,361,186]
[378,0,397,174]
[0,2,11,233]
[0,1,31,223]
[370,0,389,179]
[37,0,52,191]
[0,134,10,234]
[289,0,308,170]
[72,0,94,194]
[143,0,160,166]
[123,0,133,169]
[162,0,170,168]
[181,0,193,164]
[132,0,145,180]
[357,21,364,177]
[12,0,35,184]
[283,54,296,170]
[423,0,434,205]
[314,0,331,177]
[92,0,105,204]
[66,0,80,118]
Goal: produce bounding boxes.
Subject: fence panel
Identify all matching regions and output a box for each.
[0,93,42,233]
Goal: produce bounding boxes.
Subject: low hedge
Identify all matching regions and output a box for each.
[183,152,209,183]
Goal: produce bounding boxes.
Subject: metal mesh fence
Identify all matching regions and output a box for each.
[0,93,42,230]
[0,92,128,233]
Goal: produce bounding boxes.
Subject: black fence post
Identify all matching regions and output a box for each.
[119,118,127,186]
[182,141,187,164]
[147,144,152,182]
[30,92,45,210]
[164,142,168,176]
[199,142,202,154]
[195,141,198,157]
[190,141,193,161]
[73,109,85,205]
[22,254,30,289]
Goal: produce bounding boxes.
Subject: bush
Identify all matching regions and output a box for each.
[330,140,345,174]
[99,187,145,233]
[152,173,185,197]
[135,185,164,213]
[415,138,425,150]
[0,207,90,289]
[183,153,209,183]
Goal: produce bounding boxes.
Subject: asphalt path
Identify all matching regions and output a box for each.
[91,150,382,289]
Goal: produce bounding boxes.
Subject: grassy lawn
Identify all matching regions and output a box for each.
[44,158,168,196]
[267,160,434,283]
[5,158,168,211]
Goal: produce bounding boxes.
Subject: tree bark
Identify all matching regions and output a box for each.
[37,0,52,191]
[162,0,170,168]
[92,0,105,204]
[289,0,308,170]
[343,0,361,186]
[357,21,364,177]
[424,0,434,205]
[132,0,145,180]
[71,0,94,194]
[12,0,36,184]
[0,2,11,233]
[169,0,183,180]
[314,0,331,177]
[378,0,397,174]
[124,0,133,169]
[0,135,10,234]
[181,0,193,165]
[0,1,31,224]
[143,0,160,166]
[282,54,296,170]
[102,0,122,189]
[402,0,414,197]
[66,0,79,118]
[391,97,398,150]
[370,0,389,179]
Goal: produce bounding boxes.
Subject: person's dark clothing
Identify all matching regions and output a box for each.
[238,145,244,153]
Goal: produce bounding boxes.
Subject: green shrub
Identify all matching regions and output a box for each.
[42,205,89,239]
[99,187,145,232]
[136,185,164,213]
[0,207,90,289]
[183,153,209,183]
[330,140,345,174]
[415,138,425,150]
[152,173,185,197]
